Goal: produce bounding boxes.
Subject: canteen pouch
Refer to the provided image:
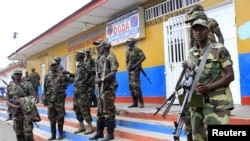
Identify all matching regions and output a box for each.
[178,94,205,107]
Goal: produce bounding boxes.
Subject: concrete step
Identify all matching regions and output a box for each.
[1,101,250,141]
[38,107,184,141]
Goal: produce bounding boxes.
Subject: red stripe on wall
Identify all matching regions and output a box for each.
[241,96,250,105]
[66,96,167,104]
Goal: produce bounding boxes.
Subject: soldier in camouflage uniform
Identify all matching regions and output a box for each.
[42,60,74,140]
[22,71,30,82]
[185,19,234,141]
[185,4,224,47]
[6,70,37,141]
[85,48,97,107]
[73,50,94,135]
[89,41,119,141]
[29,68,40,103]
[54,57,64,72]
[126,38,146,108]
[5,74,15,121]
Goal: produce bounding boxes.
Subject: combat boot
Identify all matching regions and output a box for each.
[16,134,25,141]
[128,94,138,108]
[74,121,85,134]
[138,94,144,108]
[84,122,94,135]
[57,124,64,140]
[89,119,105,140]
[100,120,115,141]
[25,135,35,141]
[48,122,56,140]
[5,114,12,121]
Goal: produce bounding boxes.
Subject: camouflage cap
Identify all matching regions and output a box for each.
[54,57,61,61]
[96,41,111,48]
[84,48,91,52]
[14,70,22,74]
[191,19,209,29]
[75,50,85,56]
[187,4,204,15]
[93,39,103,46]
[126,38,136,42]
[185,11,208,23]
[50,60,57,66]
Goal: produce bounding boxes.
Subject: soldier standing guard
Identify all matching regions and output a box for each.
[85,48,97,107]
[89,40,119,141]
[126,38,146,108]
[6,70,37,141]
[29,68,40,103]
[73,50,94,134]
[42,60,74,140]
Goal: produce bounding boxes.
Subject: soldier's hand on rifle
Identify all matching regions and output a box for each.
[196,82,209,94]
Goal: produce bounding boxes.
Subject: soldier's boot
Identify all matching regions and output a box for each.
[84,122,94,135]
[101,120,115,141]
[16,134,25,141]
[128,94,138,108]
[74,121,86,134]
[138,94,144,108]
[25,135,35,141]
[57,124,64,140]
[187,133,193,141]
[89,119,105,140]
[5,114,12,121]
[48,123,56,140]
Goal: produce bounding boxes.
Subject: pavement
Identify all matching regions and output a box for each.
[0,119,16,141]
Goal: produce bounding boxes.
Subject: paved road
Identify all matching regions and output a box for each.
[0,120,16,141]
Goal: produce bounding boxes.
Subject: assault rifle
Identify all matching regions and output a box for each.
[153,68,186,118]
[140,68,152,84]
[0,79,8,86]
[172,71,195,141]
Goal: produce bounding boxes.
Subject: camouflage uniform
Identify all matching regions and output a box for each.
[29,68,40,102]
[10,70,36,141]
[85,48,97,107]
[90,40,119,141]
[73,51,94,134]
[6,79,15,121]
[187,19,234,141]
[126,38,146,108]
[42,60,74,140]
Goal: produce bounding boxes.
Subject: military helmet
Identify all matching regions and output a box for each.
[185,11,208,23]
[187,4,204,15]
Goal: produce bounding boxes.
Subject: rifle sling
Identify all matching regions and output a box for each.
[187,43,213,103]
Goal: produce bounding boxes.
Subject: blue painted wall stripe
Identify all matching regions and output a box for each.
[239,53,250,96]
[38,65,166,98]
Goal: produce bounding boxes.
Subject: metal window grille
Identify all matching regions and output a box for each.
[145,0,202,21]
